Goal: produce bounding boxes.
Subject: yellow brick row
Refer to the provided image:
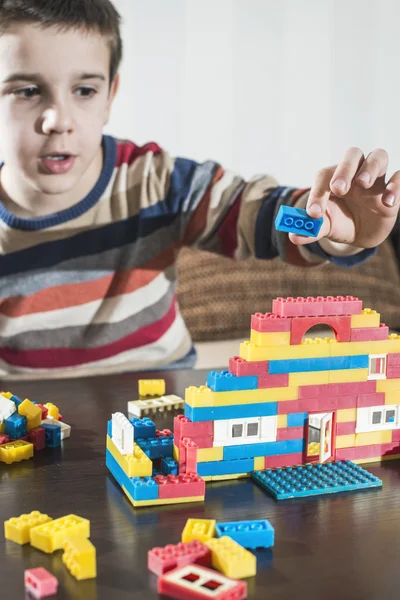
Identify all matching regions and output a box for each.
[197,446,223,462]
[30,515,90,554]
[106,435,152,477]
[383,391,400,405]
[377,379,400,393]
[355,430,392,446]
[329,369,369,383]
[350,309,380,329]
[336,434,356,449]
[289,371,330,386]
[205,537,256,579]
[336,408,357,423]
[185,385,298,408]
[249,330,291,347]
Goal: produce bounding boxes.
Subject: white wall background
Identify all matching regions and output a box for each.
[106,0,400,187]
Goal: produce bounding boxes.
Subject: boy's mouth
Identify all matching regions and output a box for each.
[39,153,77,175]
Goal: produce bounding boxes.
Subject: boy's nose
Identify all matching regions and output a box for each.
[41,106,73,135]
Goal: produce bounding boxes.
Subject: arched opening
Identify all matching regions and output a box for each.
[302,324,336,343]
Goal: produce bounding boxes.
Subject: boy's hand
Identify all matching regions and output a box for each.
[289,147,400,248]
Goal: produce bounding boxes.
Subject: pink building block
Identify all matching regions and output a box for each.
[336,441,400,461]
[357,393,385,408]
[279,395,357,414]
[173,416,213,448]
[258,373,289,388]
[387,353,400,367]
[36,404,48,420]
[180,437,198,474]
[391,429,400,442]
[386,367,400,379]
[154,473,205,500]
[148,540,212,576]
[272,295,362,317]
[24,568,58,599]
[265,452,304,469]
[336,421,356,436]
[27,427,46,451]
[0,434,9,445]
[228,356,268,376]
[276,426,305,441]
[298,380,376,399]
[350,324,388,342]
[251,312,291,332]
[290,315,351,345]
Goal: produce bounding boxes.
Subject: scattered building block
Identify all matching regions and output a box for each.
[275,205,323,237]
[148,540,212,576]
[27,427,46,451]
[43,403,60,420]
[40,422,61,448]
[138,379,166,397]
[36,404,48,420]
[30,514,90,554]
[205,536,256,579]
[4,412,27,439]
[4,511,53,545]
[0,394,16,420]
[273,295,362,317]
[182,519,216,543]
[215,519,274,549]
[24,568,58,599]
[158,564,247,600]
[63,535,97,580]
[0,439,34,464]
[18,399,42,431]
[127,395,183,417]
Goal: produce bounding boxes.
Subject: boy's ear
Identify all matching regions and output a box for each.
[104,73,120,125]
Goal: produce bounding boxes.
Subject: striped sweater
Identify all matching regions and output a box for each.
[0,135,373,380]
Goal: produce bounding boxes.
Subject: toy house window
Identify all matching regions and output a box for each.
[368,354,387,380]
[356,404,400,433]
[214,416,277,446]
[232,424,243,438]
[247,423,259,437]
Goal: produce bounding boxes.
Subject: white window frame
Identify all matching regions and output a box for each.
[213,416,277,447]
[368,354,387,380]
[356,404,400,433]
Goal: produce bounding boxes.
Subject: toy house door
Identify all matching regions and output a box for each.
[319,412,333,463]
[306,412,334,463]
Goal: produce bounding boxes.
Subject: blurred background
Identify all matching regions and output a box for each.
[107,0,399,186]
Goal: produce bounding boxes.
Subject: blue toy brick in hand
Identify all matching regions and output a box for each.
[275,205,323,237]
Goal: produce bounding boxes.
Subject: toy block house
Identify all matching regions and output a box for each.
[176,296,400,478]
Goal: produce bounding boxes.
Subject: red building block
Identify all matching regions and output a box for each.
[290,315,351,345]
[336,441,400,461]
[154,473,205,500]
[24,568,58,599]
[180,438,198,474]
[148,540,212,576]
[272,295,362,317]
[158,564,247,600]
[387,353,400,367]
[174,416,213,448]
[298,380,376,399]
[265,452,304,469]
[386,367,400,379]
[357,393,385,408]
[258,373,289,389]
[27,427,46,451]
[350,324,388,342]
[0,434,9,445]
[279,395,357,415]
[336,421,356,436]
[157,429,173,437]
[36,404,48,420]
[251,312,291,333]
[228,356,269,376]
[277,426,305,441]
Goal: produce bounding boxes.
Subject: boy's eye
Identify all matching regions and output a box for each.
[13,86,39,99]
[75,87,97,98]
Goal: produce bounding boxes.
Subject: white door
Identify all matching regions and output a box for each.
[319,412,333,463]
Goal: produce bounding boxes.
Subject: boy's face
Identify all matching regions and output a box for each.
[0,23,119,200]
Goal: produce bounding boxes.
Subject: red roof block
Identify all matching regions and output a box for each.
[273,295,362,317]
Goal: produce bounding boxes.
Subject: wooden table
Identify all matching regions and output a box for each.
[1,369,400,600]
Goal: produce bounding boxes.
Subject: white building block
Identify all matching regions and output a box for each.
[0,394,16,422]
[112,412,134,455]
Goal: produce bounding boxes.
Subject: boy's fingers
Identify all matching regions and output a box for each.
[288,216,331,245]
[306,165,336,218]
[382,170,400,208]
[356,148,389,188]
[330,146,364,197]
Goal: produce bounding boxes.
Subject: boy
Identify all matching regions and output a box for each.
[0,0,398,381]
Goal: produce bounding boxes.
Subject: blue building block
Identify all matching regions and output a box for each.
[4,413,27,439]
[136,435,173,459]
[216,520,274,549]
[184,401,278,423]
[252,461,382,500]
[197,457,255,477]
[275,205,323,237]
[129,417,156,439]
[106,449,159,501]
[10,394,24,408]
[268,355,369,374]
[107,419,112,438]
[41,422,61,448]
[223,439,305,461]
[207,370,258,392]
[287,412,308,427]
[161,457,179,476]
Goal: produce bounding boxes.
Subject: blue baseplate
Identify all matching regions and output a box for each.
[252,460,382,500]
[216,519,274,549]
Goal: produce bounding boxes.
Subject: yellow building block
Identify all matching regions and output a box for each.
[63,536,97,580]
[330,338,400,357]
[249,330,290,347]
[0,440,34,464]
[289,371,330,386]
[197,446,224,463]
[30,515,90,554]
[329,369,369,383]
[185,385,298,408]
[351,309,380,329]
[0,391,12,398]
[355,430,392,446]
[138,379,165,397]
[377,379,400,393]
[44,403,60,420]
[182,518,216,543]
[106,436,152,477]
[122,485,204,507]
[0,422,4,434]
[278,414,288,428]
[173,444,179,461]
[337,408,357,423]
[240,340,333,362]
[383,391,400,405]
[18,399,42,431]
[254,456,265,470]
[4,511,53,545]
[335,434,356,449]
[206,537,256,579]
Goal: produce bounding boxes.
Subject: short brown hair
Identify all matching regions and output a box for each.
[0,0,123,84]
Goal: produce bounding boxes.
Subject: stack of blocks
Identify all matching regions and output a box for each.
[149,517,274,600]
[107,296,392,507]
[0,394,70,465]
